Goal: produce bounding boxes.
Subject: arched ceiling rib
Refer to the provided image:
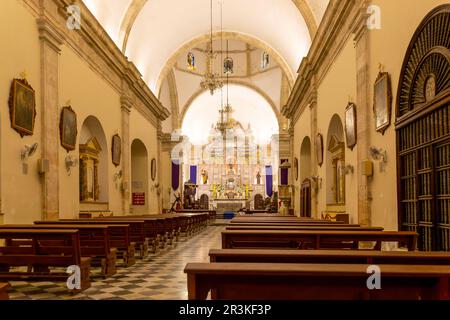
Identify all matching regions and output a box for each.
[82,0,330,94]
[125,0,311,92]
[82,0,133,46]
[118,0,148,52]
[156,31,295,95]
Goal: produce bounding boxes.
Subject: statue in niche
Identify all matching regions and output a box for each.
[79,137,101,202]
[224,56,234,74]
[261,52,270,69]
[201,169,208,184]
[256,171,261,185]
[187,52,196,71]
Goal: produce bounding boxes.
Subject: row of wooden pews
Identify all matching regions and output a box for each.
[0,211,211,300]
[184,215,450,300]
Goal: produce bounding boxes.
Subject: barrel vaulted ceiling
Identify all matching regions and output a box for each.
[82,0,330,93]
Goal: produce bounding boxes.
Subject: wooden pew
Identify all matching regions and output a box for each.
[209,249,450,264]
[184,263,450,300]
[35,221,135,267]
[1,224,116,277]
[0,229,91,292]
[230,218,345,225]
[222,230,418,250]
[0,283,10,300]
[61,219,147,259]
[226,225,383,231]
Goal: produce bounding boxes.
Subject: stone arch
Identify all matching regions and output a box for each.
[131,139,149,214]
[326,114,345,205]
[79,116,109,204]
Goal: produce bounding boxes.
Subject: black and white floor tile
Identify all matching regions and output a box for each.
[7,225,225,300]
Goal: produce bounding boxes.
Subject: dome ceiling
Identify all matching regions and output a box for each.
[82,0,330,94]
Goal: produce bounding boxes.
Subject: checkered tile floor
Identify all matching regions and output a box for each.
[7,225,225,300]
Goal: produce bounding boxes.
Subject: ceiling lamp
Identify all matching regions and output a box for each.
[200,0,223,95]
[215,39,235,134]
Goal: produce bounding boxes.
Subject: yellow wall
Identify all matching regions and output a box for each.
[292,108,311,216]
[0,0,42,224]
[129,110,159,214]
[368,0,449,230]
[161,150,173,210]
[0,1,161,222]
[59,45,123,217]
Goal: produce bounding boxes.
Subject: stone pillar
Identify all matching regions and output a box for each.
[354,12,372,226]
[288,125,296,215]
[157,122,163,213]
[37,18,64,221]
[121,96,133,215]
[309,90,319,219]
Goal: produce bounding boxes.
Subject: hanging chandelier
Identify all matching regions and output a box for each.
[200,0,223,95]
[215,38,235,134]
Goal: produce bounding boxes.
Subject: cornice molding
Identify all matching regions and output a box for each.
[37,17,65,53]
[285,0,367,125]
[46,0,169,126]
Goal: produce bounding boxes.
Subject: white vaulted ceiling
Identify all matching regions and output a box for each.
[82,0,330,94]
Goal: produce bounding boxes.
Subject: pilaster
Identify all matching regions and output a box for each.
[121,95,133,214]
[37,17,64,220]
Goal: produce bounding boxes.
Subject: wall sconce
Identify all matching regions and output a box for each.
[65,155,78,176]
[342,164,354,175]
[21,143,38,161]
[369,146,387,172]
[310,175,322,191]
[113,170,123,182]
[151,182,161,196]
[21,143,38,175]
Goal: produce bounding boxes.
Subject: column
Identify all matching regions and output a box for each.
[309,90,319,218]
[37,18,64,221]
[121,96,133,215]
[157,122,163,213]
[354,13,372,226]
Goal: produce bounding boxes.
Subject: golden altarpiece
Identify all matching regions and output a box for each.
[182,105,277,212]
[79,137,101,202]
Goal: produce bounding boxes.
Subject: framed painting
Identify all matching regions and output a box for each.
[8,78,36,137]
[345,102,357,150]
[373,72,392,134]
[316,133,324,167]
[59,106,77,152]
[151,158,157,181]
[111,134,121,167]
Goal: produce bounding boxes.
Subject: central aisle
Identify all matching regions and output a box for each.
[8,226,225,300]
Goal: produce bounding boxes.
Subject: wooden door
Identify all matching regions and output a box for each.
[300,179,311,218]
[396,5,450,251]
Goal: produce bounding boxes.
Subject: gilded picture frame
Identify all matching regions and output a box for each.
[316,133,324,167]
[373,72,392,135]
[59,106,78,152]
[8,78,36,137]
[111,134,121,167]
[345,102,357,150]
[151,158,157,181]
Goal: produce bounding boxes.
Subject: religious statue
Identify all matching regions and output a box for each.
[256,171,261,185]
[201,169,208,184]
[224,56,234,74]
[187,52,196,71]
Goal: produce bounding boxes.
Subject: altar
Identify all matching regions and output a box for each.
[214,199,249,213]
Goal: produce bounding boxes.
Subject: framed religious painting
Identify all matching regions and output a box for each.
[345,102,357,150]
[316,133,324,167]
[111,134,121,167]
[59,106,78,152]
[294,157,299,181]
[8,78,36,137]
[373,72,392,134]
[151,158,157,181]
